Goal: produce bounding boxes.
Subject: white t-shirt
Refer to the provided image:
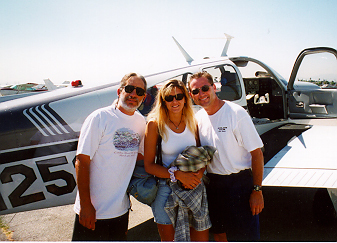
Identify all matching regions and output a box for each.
[196,101,263,175]
[74,105,146,219]
[162,125,196,168]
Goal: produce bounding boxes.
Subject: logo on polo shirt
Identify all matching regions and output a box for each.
[218,127,227,132]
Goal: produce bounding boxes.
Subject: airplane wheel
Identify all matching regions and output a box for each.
[313,188,337,226]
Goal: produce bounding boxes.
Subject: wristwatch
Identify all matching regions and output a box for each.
[253,185,262,192]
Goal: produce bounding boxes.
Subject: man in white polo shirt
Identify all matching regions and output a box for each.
[72,73,147,241]
[188,72,264,242]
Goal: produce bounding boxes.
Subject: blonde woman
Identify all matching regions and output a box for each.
[144,79,210,241]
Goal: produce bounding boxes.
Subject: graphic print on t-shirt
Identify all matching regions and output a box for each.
[113,128,140,151]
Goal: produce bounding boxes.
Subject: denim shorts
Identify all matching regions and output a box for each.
[151,179,172,225]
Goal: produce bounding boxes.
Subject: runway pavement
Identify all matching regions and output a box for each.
[0,196,157,241]
[1,187,337,241]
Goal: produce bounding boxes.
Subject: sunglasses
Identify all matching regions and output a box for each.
[164,93,184,102]
[123,85,146,96]
[191,85,212,95]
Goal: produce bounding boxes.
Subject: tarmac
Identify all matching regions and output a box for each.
[0,196,157,241]
[1,187,337,241]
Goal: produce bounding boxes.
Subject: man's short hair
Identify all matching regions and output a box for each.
[120,73,147,91]
[188,72,213,90]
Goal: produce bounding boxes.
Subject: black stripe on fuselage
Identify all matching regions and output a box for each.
[0,141,78,165]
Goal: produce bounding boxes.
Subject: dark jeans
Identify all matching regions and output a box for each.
[206,170,260,242]
[72,211,129,241]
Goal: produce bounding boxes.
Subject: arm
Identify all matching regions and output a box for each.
[144,121,200,189]
[144,121,171,178]
[75,154,96,230]
[193,167,206,180]
[249,148,265,216]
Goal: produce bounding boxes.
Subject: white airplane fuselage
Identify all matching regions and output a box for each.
[1,48,337,224]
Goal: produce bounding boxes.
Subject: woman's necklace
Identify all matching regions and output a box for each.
[169,117,182,130]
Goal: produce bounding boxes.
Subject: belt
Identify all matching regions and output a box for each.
[207,169,252,178]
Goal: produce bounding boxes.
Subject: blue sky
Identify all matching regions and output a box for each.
[1,0,336,87]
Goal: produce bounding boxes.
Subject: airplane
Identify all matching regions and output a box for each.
[0,80,82,103]
[43,79,82,91]
[0,35,336,226]
[43,79,70,91]
[0,83,48,96]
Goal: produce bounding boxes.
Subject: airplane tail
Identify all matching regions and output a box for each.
[173,33,234,62]
[172,36,194,65]
[44,79,57,91]
[220,33,234,57]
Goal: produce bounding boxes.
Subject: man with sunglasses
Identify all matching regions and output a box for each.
[188,72,264,242]
[72,73,147,241]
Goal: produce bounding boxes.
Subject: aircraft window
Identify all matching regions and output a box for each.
[236,61,269,79]
[172,73,193,85]
[138,73,193,116]
[294,52,337,87]
[202,65,242,101]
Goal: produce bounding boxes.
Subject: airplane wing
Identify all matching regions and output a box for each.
[262,124,337,189]
[0,92,45,103]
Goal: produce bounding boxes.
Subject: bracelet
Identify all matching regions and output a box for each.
[168,167,179,182]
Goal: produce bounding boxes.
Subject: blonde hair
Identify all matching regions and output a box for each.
[147,79,197,141]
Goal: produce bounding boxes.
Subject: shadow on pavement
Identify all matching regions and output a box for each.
[127,187,337,241]
[127,218,160,241]
[127,218,215,241]
[260,187,337,241]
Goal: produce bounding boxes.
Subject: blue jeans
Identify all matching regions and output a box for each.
[151,179,172,225]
